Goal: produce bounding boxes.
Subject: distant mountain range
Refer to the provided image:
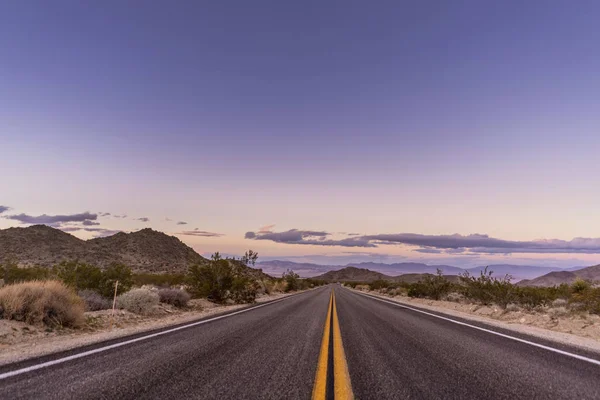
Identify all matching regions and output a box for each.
[257,260,583,282]
[312,266,461,284]
[517,264,600,287]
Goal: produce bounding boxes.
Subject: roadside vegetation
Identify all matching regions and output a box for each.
[345,268,600,315]
[0,250,325,328]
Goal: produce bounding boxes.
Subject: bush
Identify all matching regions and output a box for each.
[283,270,300,292]
[78,289,111,311]
[158,288,191,308]
[231,277,258,304]
[1,263,51,284]
[98,264,133,298]
[460,267,515,308]
[0,280,84,327]
[116,288,159,315]
[55,261,103,292]
[369,280,391,291]
[188,260,234,303]
[406,270,453,300]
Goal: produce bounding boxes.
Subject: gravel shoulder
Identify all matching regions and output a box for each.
[0,291,297,366]
[353,288,600,354]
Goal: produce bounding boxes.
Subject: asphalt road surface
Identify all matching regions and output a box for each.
[1,285,600,399]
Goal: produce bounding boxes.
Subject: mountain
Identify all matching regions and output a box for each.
[313,267,392,282]
[518,264,600,287]
[393,273,461,284]
[0,225,250,274]
[350,262,464,275]
[256,260,331,277]
[87,228,205,273]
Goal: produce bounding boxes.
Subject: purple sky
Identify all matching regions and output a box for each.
[1,1,600,268]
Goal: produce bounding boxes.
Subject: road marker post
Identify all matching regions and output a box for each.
[110,280,119,330]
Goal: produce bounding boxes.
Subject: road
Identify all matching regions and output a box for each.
[1,285,599,399]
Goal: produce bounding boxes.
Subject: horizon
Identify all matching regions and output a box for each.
[2,2,600,270]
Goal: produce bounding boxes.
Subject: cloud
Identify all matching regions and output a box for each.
[258,224,276,234]
[245,229,374,247]
[114,214,128,219]
[82,220,100,226]
[136,217,150,222]
[244,229,600,255]
[177,221,188,225]
[99,212,111,217]
[58,226,122,237]
[177,230,223,237]
[5,211,97,225]
[0,206,11,214]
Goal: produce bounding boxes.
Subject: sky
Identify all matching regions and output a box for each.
[1,1,600,269]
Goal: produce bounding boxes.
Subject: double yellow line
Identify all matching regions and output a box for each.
[312,289,354,400]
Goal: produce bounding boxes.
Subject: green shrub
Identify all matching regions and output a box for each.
[0,263,51,284]
[117,288,159,315]
[98,264,133,298]
[0,280,84,327]
[406,270,453,300]
[187,260,234,303]
[231,277,258,304]
[283,270,300,292]
[460,267,515,308]
[158,288,191,308]
[369,280,391,291]
[54,261,103,291]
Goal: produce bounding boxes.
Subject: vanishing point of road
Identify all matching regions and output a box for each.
[1,285,599,399]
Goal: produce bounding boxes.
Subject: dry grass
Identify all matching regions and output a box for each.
[0,280,84,327]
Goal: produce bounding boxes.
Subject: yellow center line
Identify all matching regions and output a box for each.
[312,290,333,400]
[332,289,354,400]
[312,288,354,400]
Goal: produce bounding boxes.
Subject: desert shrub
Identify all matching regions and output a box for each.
[552,298,568,308]
[133,273,187,288]
[570,286,600,314]
[270,279,287,293]
[0,280,84,327]
[116,288,159,315]
[78,289,112,311]
[515,286,556,310]
[283,269,300,292]
[549,306,569,319]
[1,263,51,284]
[158,288,191,308]
[55,261,103,291]
[231,276,258,304]
[369,280,391,291]
[407,270,453,300]
[460,267,515,308]
[98,263,133,298]
[571,278,591,294]
[187,260,234,303]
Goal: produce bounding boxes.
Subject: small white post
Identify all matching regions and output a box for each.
[110,280,119,330]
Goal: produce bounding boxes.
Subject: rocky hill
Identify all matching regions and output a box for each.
[518,264,600,287]
[313,266,392,282]
[0,225,208,273]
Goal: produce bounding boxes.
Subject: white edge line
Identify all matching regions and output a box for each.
[352,289,600,367]
[0,291,310,380]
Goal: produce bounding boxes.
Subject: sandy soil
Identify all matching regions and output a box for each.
[0,292,295,366]
[356,288,600,354]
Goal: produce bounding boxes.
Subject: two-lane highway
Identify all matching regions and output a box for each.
[1,285,600,399]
